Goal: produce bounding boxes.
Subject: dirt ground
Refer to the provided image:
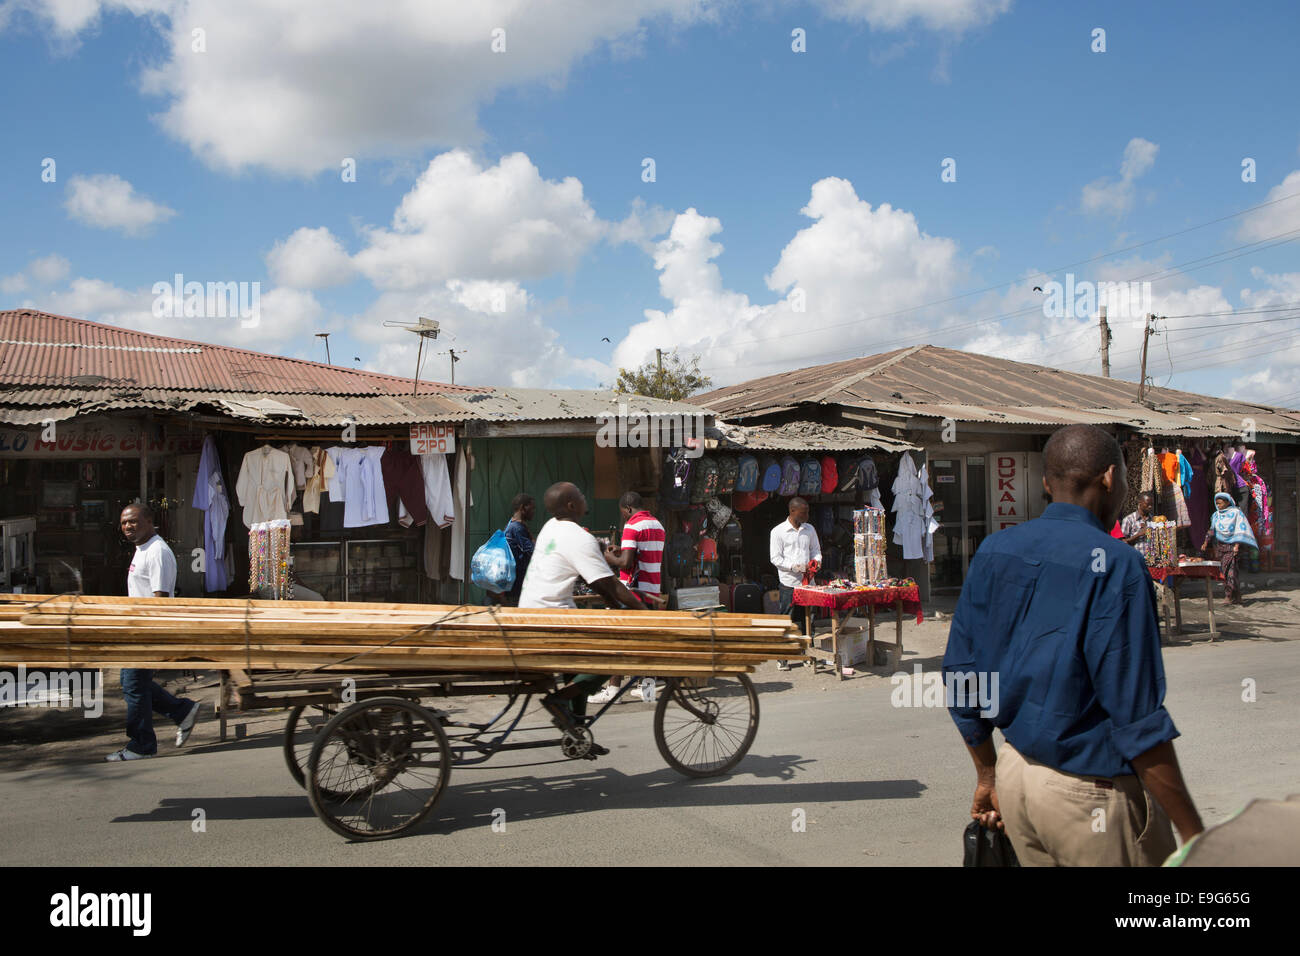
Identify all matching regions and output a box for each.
[3,570,1298,769]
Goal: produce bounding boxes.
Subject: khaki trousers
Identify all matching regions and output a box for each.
[996,741,1176,866]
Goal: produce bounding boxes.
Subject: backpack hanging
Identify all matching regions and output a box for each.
[662,449,694,509]
[820,455,839,493]
[760,456,782,493]
[665,532,697,579]
[798,457,822,496]
[721,518,742,551]
[778,456,801,496]
[858,456,880,491]
[689,456,720,504]
[715,456,739,494]
[735,455,760,493]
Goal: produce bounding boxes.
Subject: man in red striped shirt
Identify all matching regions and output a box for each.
[590,492,667,704]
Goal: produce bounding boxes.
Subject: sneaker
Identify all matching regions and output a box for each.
[176,701,202,747]
[776,661,791,672]
[586,686,620,706]
[106,748,153,761]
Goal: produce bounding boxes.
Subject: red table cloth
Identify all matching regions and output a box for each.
[792,585,923,624]
[1148,562,1222,583]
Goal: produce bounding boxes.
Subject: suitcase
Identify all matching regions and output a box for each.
[732,582,763,614]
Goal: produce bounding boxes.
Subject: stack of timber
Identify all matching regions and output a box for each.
[0,595,807,676]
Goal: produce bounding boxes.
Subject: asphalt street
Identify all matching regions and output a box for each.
[0,630,1295,866]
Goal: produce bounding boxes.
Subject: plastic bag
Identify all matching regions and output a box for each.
[962,820,1020,867]
[471,529,517,594]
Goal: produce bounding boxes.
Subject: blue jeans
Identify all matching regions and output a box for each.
[121,669,194,755]
[777,584,810,636]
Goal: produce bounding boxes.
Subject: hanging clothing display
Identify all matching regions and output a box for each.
[1177,451,1193,502]
[235,445,296,527]
[279,443,315,494]
[1187,446,1210,551]
[1241,452,1273,548]
[340,446,390,528]
[301,446,336,514]
[381,444,430,528]
[1139,448,1165,500]
[450,444,473,581]
[325,446,348,500]
[191,435,230,592]
[1122,443,1144,519]
[1212,451,1233,495]
[890,454,935,561]
[248,519,293,600]
[1157,451,1190,527]
[420,453,455,528]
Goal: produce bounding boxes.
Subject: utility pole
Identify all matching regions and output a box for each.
[1137,312,1153,403]
[655,349,663,373]
[1098,305,1111,378]
[438,348,465,385]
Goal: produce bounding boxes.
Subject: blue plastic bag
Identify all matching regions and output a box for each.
[471,529,517,594]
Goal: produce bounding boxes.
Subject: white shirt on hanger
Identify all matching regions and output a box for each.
[235,445,296,527]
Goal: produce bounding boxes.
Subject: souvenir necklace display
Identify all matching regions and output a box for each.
[249,519,293,599]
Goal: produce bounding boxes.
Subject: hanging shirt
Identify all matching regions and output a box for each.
[420,453,455,528]
[127,534,177,597]
[891,455,934,560]
[381,444,430,527]
[235,445,296,527]
[341,446,390,528]
[281,443,315,491]
[191,435,230,592]
[325,446,348,500]
[301,446,336,514]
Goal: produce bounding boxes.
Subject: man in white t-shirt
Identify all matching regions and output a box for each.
[518,482,646,742]
[106,504,202,761]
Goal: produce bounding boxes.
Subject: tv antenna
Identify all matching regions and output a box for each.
[383,317,441,394]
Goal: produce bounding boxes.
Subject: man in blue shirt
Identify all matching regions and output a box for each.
[944,425,1202,865]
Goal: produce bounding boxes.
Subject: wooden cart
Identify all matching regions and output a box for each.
[235,666,760,841]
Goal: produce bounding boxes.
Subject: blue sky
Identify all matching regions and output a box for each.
[2,0,1298,405]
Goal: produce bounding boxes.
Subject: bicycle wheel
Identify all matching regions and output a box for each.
[307,697,452,841]
[283,703,336,791]
[654,673,758,778]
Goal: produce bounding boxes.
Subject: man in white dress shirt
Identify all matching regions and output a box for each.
[106,504,202,761]
[770,497,822,670]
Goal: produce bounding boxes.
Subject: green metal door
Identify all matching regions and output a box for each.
[465,436,618,603]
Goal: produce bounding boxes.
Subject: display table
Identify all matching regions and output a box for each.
[793,584,923,679]
[1149,561,1223,642]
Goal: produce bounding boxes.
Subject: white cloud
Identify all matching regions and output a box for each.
[266,227,356,289]
[1237,169,1300,242]
[1,273,28,294]
[63,173,176,236]
[814,0,1012,32]
[350,285,607,388]
[352,151,609,289]
[28,253,71,284]
[1080,138,1159,218]
[6,0,1010,174]
[613,178,966,383]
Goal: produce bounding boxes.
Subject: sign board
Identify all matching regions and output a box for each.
[936,475,956,483]
[409,424,456,455]
[0,419,202,459]
[990,453,1026,530]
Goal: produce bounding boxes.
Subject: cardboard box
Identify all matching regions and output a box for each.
[817,626,869,667]
[674,585,722,610]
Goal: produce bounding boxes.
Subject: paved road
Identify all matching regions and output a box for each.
[1,632,1295,866]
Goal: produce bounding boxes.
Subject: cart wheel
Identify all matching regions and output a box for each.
[283,704,336,791]
[654,673,759,778]
[307,697,452,841]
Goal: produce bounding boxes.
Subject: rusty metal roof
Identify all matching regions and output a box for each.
[0,310,485,397]
[691,345,1300,437]
[712,420,917,453]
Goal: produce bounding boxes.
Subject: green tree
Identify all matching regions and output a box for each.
[613,351,712,401]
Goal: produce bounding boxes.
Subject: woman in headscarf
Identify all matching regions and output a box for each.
[1201,492,1257,604]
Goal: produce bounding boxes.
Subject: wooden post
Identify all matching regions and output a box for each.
[1099,305,1111,377]
[1138,313,1153,403]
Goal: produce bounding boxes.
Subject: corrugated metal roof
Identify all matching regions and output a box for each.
[691,345,1300,437]
[712,420,918,453]
[0,310,486,397]
[0,385,713,428]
